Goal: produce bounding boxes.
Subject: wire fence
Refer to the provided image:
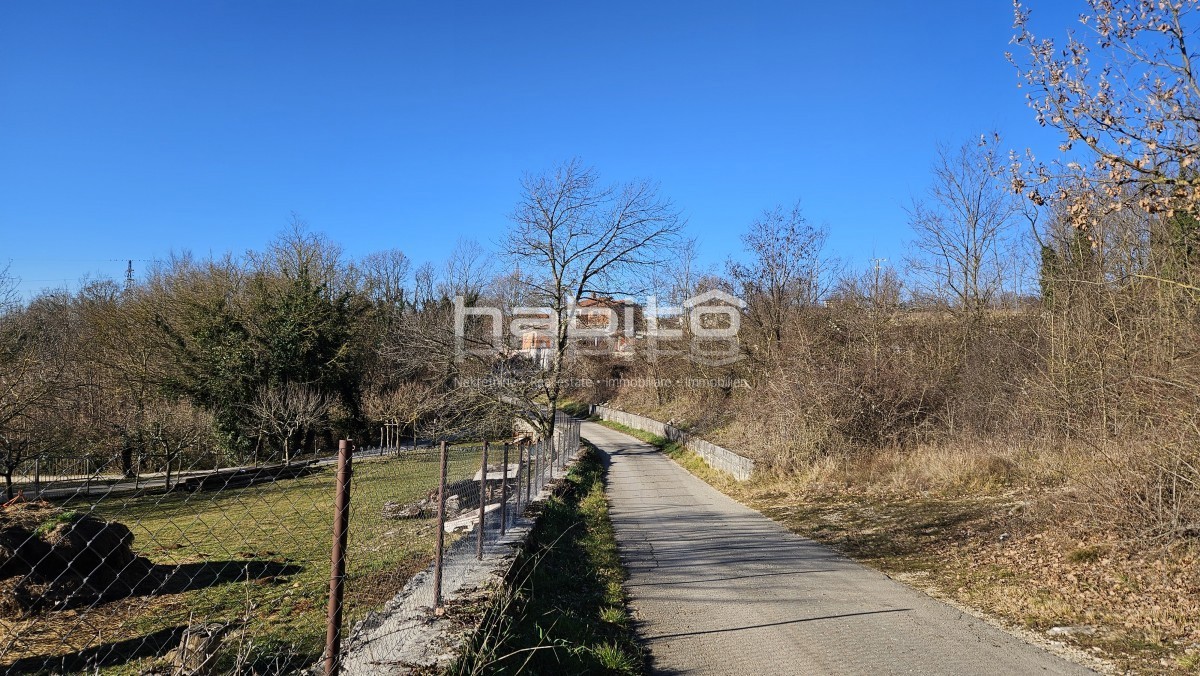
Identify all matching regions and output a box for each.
[0,415,581,675]
[1,445,417,504]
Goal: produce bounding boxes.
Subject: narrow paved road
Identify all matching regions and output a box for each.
[582,422,1096,676]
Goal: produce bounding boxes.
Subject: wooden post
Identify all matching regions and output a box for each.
[432,441,449,610]
[500,443,509,535]
[477,441,488,560]
[513,443,523,513]
[324,439,353,676]
[524,442,531,504]
[532,441,540,494]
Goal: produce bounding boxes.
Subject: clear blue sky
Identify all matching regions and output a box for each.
[0,1,1081,298]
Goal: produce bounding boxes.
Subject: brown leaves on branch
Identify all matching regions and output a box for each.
[1010,0,1200,226]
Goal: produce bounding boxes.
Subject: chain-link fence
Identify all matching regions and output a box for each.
[381,414,582,620]
[0,415,582,675]
[2,447,358,504]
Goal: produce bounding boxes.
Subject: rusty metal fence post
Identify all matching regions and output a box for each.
[512,442,522,515]
[432,440,449,611]
[477,441,488,560]
[523,442,531,505]
[530,439,540,492]
[324,439,353,676]
[569,420,577,461]
[500,443,509,535]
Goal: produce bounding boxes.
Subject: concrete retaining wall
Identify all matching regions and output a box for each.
[591,406,755,480]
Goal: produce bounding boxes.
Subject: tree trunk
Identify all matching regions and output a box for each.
[121,440,135,479]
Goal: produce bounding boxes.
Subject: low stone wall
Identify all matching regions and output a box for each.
[591,406,755,480]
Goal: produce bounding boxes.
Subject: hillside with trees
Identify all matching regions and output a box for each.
[2,1,1200,670]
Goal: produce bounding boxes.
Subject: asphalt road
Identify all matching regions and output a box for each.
[582,422,1098,676]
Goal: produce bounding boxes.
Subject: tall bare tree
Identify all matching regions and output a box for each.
[906,137,1019,316]
[0,293,74,497]
[359,248,412,311]
[0,263,16,315]
[413,262,437,310]
[668,237,704,304]
[728,202,832,360]
[505,159,683,431]
[439,238,494,303]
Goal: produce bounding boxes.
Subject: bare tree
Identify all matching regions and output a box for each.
[254,215,353,294]
[246,383,331,464]
[668,237,703,304]
[0,263,16,315]
[830,259,903,314]
[382,288,554,443]
[360,248,412,311]
[1011,0,1200,222]
[147,398,216,469]
[0,405,68,500]
[906,137,1019,316]
[728,202,832,359]
[74,280,171,477]
[362,380,442,447]
[504,159,684,432]
[439,238,494,303]
[413,262,437,310]
[490,266,536,310]
[0,294,73,498]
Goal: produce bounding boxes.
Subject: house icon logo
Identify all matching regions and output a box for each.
[682,289,745,340]
[682,289,747,309]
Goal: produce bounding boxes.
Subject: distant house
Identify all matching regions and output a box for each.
[575,296,638,357]
[518,329,554,369]
[515,296,640,367]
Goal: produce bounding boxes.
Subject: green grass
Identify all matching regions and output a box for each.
[33,509,81,536]
[595,419,674,450]
[452,443,644,675]
[557,400,595,419]
[3,448,482,675]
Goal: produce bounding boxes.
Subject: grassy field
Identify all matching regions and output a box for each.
[1,447,483,674]
[451,442,644,675]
